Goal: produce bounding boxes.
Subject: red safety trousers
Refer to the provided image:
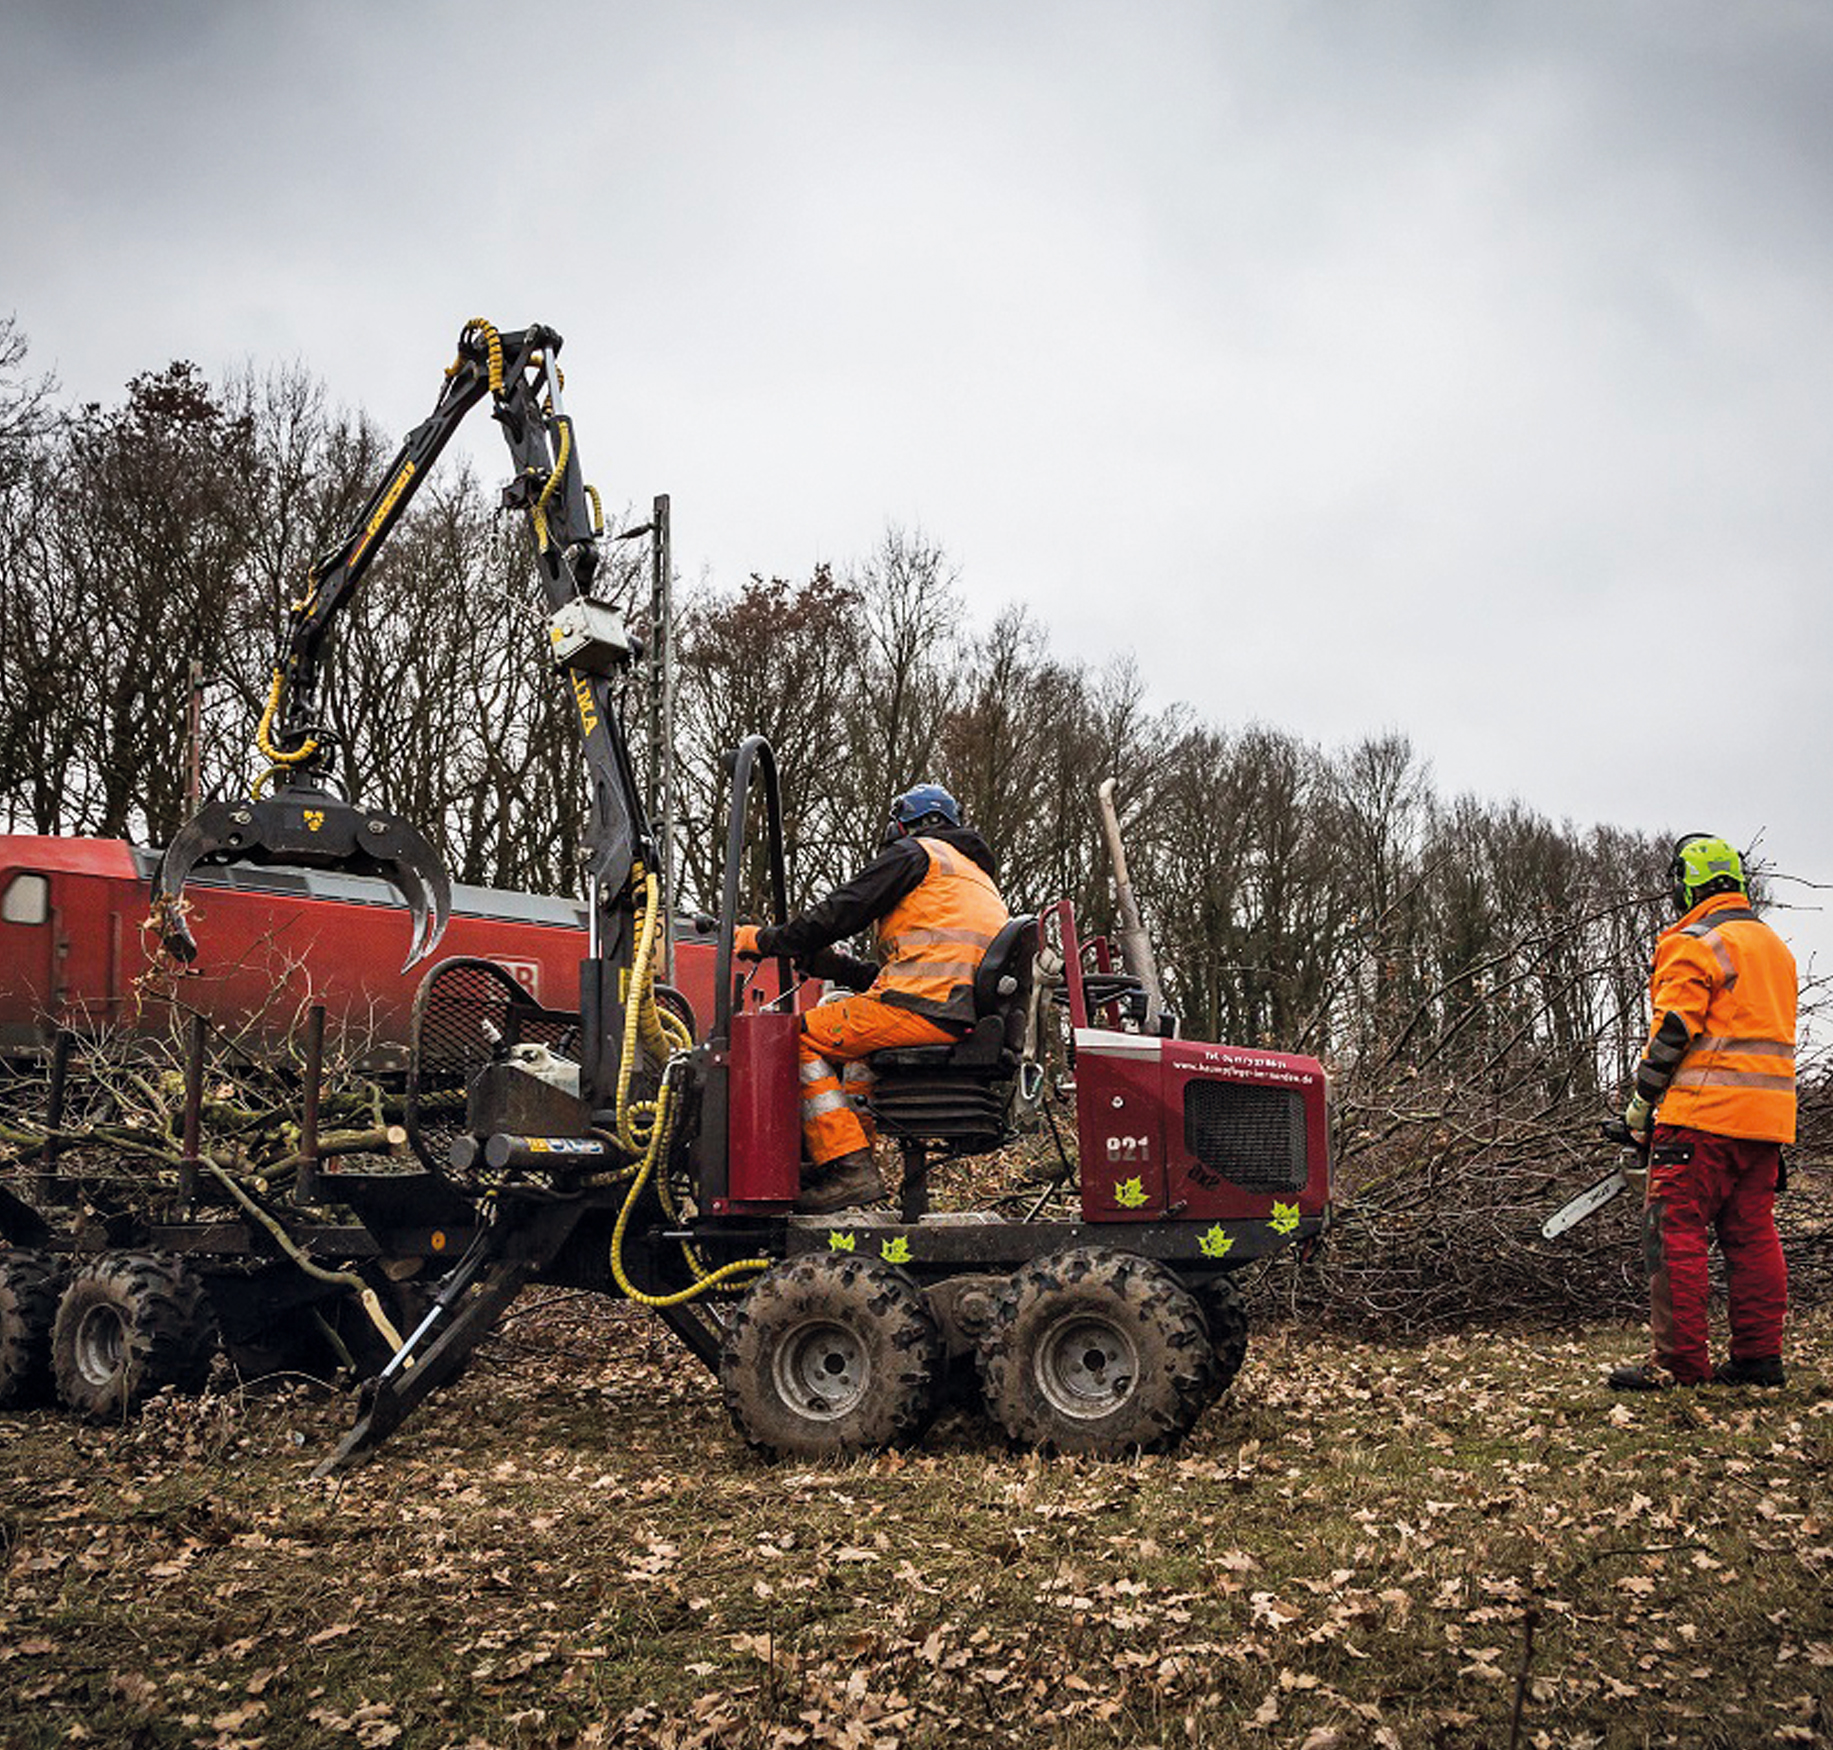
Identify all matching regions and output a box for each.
[1644,1122,1788,1382]
[796,994,957,1168]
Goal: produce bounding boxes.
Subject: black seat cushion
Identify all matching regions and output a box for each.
[865,918,1035,1148]
[872,1013,1009,1074]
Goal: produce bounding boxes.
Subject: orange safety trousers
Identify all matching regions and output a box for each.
[797,994,957,1168]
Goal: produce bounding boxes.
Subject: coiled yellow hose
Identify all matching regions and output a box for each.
[598,869,769,1304]
[254,668,319,767]
[530,415,572,554]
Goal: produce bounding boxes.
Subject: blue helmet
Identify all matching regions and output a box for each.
[888,783,961,838]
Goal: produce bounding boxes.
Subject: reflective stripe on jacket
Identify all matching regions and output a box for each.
[872,838,1010,1023]
[1635,893,1797,1144]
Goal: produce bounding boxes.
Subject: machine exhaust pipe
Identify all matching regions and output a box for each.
[1096,777,1166,1031]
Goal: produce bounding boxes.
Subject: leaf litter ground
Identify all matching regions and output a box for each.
[2,1296,1830,1750]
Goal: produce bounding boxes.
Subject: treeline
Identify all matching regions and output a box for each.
[4,325,1826,1323]
[0,328,1685,1074]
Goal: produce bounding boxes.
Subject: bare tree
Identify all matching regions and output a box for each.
[833,527,962,864]
[0,363,252,843]
[0,315,56,483]
[0,320,69,830]
[671,570,862,917]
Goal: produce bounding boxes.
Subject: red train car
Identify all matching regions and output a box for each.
[0,835,724,1066]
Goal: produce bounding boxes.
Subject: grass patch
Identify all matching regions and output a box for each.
[2,1297,1830,1748]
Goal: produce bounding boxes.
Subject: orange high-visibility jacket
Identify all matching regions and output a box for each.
[872,839,1010,1024]
[1634,892,1798,1144]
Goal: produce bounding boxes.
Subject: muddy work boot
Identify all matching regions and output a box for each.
[796,1150,885,1215]
[1607,1360,1703,1391]
[1713,1356,1786,1387]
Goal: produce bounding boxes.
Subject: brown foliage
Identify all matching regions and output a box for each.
[2,1296,1830,1748]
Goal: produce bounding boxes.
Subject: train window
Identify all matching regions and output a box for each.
[234,868,310,895]
[2,872,49,925]
[298,870,391,904]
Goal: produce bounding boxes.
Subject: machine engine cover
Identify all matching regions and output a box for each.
[1074,1030,1329,1225]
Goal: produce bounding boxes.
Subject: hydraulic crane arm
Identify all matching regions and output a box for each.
[152,319,654,971]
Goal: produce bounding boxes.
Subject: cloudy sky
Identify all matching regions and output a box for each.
[5,1,1830,975]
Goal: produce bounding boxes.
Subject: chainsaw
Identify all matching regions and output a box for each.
[1540,1118,1647,1239]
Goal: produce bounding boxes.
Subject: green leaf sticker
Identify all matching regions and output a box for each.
[828,1229,857,1252]
[1269,1202,1300,1236]
[1115,1176,1148,1209]
[880,1236,912,1264]
[1198,1223,1235,1259]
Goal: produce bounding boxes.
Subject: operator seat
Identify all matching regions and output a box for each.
[865,913,1038,1220]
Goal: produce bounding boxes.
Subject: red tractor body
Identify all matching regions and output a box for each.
[1075,1033,1328,1228]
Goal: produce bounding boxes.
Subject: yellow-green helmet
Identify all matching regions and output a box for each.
[1669,833,1746,914]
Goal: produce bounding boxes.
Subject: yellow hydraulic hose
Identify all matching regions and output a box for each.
[451,317,504,393]
[602,1070,769,1308]
[609,869,692,1155]
[530,415,572,554]
[594,870,768,1304]
[254,668,319,767]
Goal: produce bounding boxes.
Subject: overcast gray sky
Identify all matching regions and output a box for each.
[4,0,1829,976]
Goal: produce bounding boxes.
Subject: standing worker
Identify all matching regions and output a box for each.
[1610,834,1797,1390]
[735,784,1010,1215]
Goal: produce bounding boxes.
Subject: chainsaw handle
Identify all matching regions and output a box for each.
[1599,1116,1650,1162]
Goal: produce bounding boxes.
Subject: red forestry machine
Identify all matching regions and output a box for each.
[3,321,1331,1468]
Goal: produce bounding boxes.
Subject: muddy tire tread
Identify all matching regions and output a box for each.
[51,1253,218,1421]
[977,1246,1214,1457]
[720,1253,941,1460]
[0,1250,66,1409]
[1193,1273,1250,1400]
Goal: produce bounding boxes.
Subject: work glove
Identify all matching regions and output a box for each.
[733,923,765,961]
[1622,1092,1653,1144]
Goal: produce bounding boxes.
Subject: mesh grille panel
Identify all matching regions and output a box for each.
[1182,1080,1308,1193]
[415,960,577,1068]
[406,958,579,1173]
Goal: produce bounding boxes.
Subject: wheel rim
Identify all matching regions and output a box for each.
[772,1316,869,1420]
[74,1303,128,1387]
[1035,1313,1138,1420]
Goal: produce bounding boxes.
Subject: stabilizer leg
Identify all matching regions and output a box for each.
[655,1300,727,1374]
[312,1198,584,1476]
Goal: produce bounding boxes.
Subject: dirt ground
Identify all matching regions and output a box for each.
[2,1294,1830,1749]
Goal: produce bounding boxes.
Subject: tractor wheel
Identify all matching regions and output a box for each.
[720,1254,941,1459]
[0,1250,66,1409]
[1191,1273,1250,1400]
[51,1254,218,1421]
[978,1247,1214,1457]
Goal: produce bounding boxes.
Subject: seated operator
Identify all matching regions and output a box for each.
[735,783,1010,1214]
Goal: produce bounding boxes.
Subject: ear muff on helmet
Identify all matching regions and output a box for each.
[1669,833,1747,914]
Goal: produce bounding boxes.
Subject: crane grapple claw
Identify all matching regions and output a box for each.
[150,788,453,973]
